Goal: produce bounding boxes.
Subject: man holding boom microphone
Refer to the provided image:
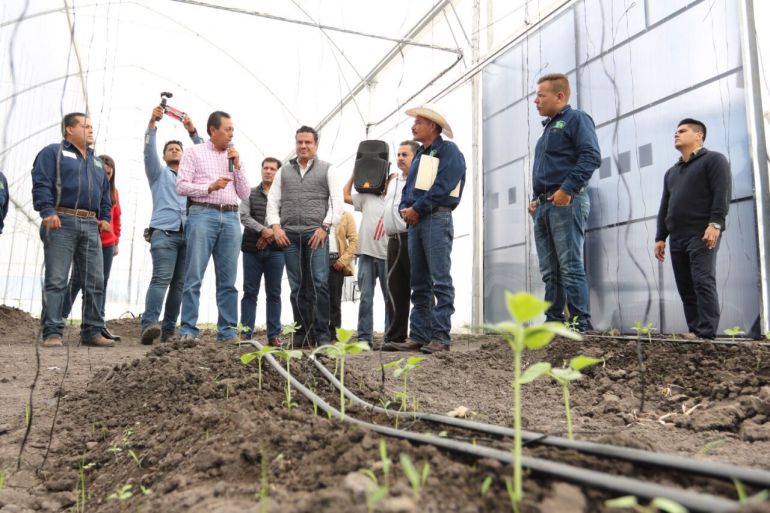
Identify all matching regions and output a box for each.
[176,111,250,343]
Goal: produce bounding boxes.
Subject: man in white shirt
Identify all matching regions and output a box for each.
[382,140,418,350]
[266,126,344,347]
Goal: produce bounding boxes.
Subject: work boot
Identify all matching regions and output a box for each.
[82,334,115,347]
[382,339,423,351]
[160,331,175,342]
[420,341,450,354]
[101,327,121,342]
[268,336,283,347]
[42,335,63,347]
[141,324,161,345]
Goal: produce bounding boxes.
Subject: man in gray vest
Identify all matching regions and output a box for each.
[266,126,344,347]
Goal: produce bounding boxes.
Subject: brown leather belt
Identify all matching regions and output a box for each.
[56,207,96,218]
[190,201,238,212]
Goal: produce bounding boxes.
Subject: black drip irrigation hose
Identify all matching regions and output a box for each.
[588,334,769,346]
[307,352,770,490]
[246,341,739,513]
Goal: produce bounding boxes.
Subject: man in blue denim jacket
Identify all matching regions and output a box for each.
[140,105,203,344]
[528,73,601,331]
[398,105,466,354]
[32,112,113,347]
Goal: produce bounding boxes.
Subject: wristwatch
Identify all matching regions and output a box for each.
[709,222,721,230]
[321,224,330,233]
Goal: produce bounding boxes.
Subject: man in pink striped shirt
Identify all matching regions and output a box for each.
[176,111,250,342]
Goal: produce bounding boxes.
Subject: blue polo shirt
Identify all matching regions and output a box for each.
[532,105,601,197]
[144,127,203,231]
[399,136,466,215]
[31,139,111,220]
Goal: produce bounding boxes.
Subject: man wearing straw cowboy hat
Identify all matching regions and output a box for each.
[397,104,466,354]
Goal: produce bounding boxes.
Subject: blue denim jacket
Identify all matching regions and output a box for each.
[31,139,111,221]
[144,127,203,231]
[532,105,601,197]
[399,136,466,215]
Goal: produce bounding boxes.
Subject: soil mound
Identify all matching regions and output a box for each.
[0,304,39,343]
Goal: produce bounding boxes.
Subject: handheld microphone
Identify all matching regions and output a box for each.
[228,143,234,173]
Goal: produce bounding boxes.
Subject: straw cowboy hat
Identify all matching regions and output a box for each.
[405,104,453,139]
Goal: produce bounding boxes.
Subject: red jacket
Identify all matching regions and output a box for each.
[100,189,121,248]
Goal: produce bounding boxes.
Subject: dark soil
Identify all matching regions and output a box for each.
[1,304,769,512]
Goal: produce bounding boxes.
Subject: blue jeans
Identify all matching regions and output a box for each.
[179,206,241,340]
[283,231,330,345]
[408,211,455,345]
[533,191,592,330]
[142,229,186,335]
[62,243,114,321]
[357,254,389,342]
[39,215,104,340]
[240,249,285,339]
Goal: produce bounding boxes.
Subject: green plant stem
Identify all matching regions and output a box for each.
[339,356,346,420]
[512,337,522,513]
[285,359,292,410]
[562,383,573,440]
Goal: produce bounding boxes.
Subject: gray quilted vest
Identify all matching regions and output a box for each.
[280,158,331,233]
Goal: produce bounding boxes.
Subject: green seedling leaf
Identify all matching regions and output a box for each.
[649,497,689,513]
[724,326,744,337]
[569,355,603,371]
[240,352,258,365]
[368,486,389,509]
[540,321,584,340]
[383,358,403,369]
[523,327,556,350]
[519,362,552,384]
[335,327,355,343]
[359,468,377,483]
[480,476,493,497]
[399,454,424,499]
[273,349,303,361]
[505,291,550,323]
[605,495,639,508]
[406,356,426,366]
[140,485,152,496]
[550,368,583,382]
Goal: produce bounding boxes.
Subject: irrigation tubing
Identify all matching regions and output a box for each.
[587,334,769,346]
[246,341,739,513]
[307,351,770,489]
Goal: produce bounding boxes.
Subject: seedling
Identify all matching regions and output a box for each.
[379,439,391,487]
[271,348,303,410]
[313,328,370,420]
[383,356,426,411]
[733,478,769,504]
[724,326,744,342]
[127,448,142,467]
[563,315,580,333]
[282,322,301,348]
[399,453,429,501]
[519,355,603,439]
[631,321,654,412]
[483,291,581,512]
[359,468,389,513]
[605,495,687,513]
[108,483,134,501]
[241,345,278,390]
[480,476,493,497]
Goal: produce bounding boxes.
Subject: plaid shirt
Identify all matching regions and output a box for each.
[176,140,250,205]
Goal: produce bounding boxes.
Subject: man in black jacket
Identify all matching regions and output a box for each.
[654,118,731,339]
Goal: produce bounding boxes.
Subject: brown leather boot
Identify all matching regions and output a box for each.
[82,334,115,347]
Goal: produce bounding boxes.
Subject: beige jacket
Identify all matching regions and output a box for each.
[334,210,358,276]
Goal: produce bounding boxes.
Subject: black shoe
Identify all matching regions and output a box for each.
[160,331,175,342]
[382,340,423,351]
[101,328,121,342]
[141,324,161,345]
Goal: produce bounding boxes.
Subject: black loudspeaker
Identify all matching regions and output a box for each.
[353,140,390,194]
